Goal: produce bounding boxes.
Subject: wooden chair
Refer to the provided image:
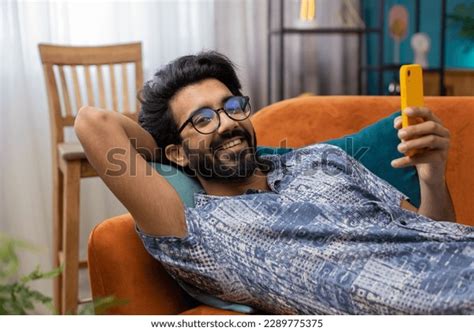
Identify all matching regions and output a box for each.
[38,42,143,314]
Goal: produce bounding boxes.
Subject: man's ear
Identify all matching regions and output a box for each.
[165,144,189,167]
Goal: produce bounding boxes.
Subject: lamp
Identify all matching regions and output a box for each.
[300,0,316,21]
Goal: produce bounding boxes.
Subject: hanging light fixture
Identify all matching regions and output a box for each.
[300,0,316,21]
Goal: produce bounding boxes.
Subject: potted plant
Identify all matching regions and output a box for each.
[0,233,125,314]
[448,3,474,50]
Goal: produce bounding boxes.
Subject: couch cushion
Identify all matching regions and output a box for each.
[325,111,420,206]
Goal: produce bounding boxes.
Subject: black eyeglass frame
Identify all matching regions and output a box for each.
[177,96,251,135]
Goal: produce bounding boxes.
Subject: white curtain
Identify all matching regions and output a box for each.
[0,0,359,313]
[0,0,267,312]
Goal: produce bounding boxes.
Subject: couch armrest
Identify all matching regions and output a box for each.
[88,214,194,314]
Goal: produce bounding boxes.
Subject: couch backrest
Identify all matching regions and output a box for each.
[251,96,474,226]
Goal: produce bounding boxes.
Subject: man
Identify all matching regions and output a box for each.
[75,51,473,314]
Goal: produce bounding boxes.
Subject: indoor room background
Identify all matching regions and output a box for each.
[1,0,472,314]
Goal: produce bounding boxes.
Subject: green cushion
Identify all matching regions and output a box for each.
[152,163,202,208]
[324,111,420,207]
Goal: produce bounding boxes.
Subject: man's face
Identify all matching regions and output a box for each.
[168,78,258,181]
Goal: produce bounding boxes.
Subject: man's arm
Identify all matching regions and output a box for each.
[399,183,456,222]
[417,179,456,221]
[392,107,456,222]
[74,106,187,237]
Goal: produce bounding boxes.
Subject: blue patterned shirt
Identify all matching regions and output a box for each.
[138,144,474,314]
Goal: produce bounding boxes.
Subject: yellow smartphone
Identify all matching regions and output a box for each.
[400,64,424,156]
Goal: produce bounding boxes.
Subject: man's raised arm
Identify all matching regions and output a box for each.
[392,107,456,222]
[74,106,187,237]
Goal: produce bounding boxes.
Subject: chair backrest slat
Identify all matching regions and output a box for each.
[62,115,75,127]
[58,65,73,117]
[121,64,130,113]
[84,65,95,106]
[42,63,64,143]
[135,60,143,113]
[39,42,143,145]
[109,65,118,111]
[97,65,106,108]
[71,66,83,111]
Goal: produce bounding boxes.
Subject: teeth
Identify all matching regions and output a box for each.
[221,138,242,150]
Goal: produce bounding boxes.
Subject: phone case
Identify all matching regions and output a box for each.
[400,64,424,156]
[400,64,424,127]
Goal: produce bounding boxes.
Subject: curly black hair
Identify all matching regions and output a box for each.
[138,51,243,161]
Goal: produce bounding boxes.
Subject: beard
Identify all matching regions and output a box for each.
[182,127,259,182]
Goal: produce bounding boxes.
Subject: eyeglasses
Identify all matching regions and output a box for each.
[177,96,251,135]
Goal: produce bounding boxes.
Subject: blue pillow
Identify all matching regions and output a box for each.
[325,111,420,206]
[151,163,202,208]
[149,111,420,313]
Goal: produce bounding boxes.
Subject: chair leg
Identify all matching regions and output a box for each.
[61,161,81,314]
[52,166,64,313]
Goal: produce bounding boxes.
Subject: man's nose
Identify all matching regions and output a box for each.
[216,110,238,135]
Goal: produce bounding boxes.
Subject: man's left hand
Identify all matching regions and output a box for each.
[391,107,450,185]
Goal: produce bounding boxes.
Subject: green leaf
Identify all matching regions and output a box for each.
[20,265,62,283]
[0,232,60,314]
[448,3,474,40]
[78,296,129,315]
[0,233,128,315]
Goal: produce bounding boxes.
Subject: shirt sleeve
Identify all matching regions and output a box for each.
[135,207,229,297]
[135,207,201,263]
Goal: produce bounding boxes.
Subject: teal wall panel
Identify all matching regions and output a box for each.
[363,0,473,94]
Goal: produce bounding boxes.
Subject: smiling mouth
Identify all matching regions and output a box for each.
[216,137,246,152]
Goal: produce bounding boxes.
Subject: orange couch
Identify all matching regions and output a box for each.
[88,96,474,314]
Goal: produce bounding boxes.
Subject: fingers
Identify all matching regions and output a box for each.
[391,155,414,168]
[393,114,422,128]
[404,107,442,124]
[394,115,402,129]
[394,108,435,130]
[398,120,450,141]
[397,135,449,154]
[391,150,444,168]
